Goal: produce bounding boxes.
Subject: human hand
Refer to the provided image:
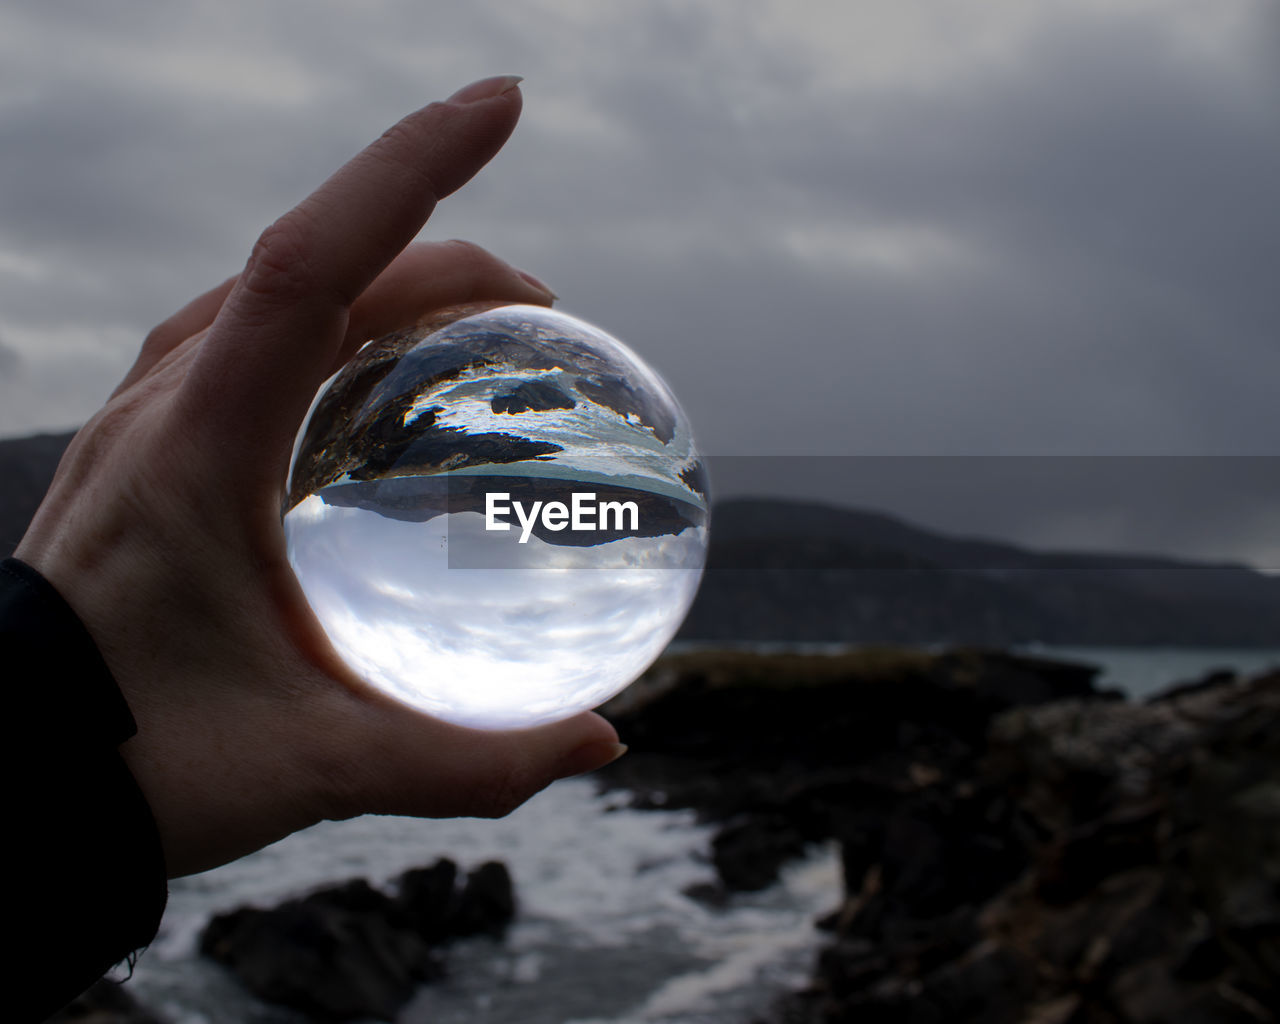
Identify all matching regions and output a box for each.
[15,75,624,878]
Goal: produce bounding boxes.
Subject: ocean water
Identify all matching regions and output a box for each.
[1014,644,1280,700]
[123,778,840,1024]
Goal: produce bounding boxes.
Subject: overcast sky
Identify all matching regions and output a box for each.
[1,1,1278,566]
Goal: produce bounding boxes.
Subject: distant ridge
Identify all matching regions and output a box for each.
[682,498,1280,646]
[3,433,1278,646]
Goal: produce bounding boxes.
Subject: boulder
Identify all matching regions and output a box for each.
[200,858,516,1021]
[775,670,1280,1023]
[199,881,441,1021]
[711,815,808,891]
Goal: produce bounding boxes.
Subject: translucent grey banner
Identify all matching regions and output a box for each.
[699,454,1280,574]
[426,454,1280,648]
[435,454,1280,570]
[707,455,1280,648]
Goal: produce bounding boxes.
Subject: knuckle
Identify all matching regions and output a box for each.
[441,239,513,297]
[377,115,423,153]
[139,323,172,360]
[242,216,317,302]
[442,238,489,262]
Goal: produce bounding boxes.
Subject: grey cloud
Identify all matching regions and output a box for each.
[1,2,1276,564]
[0,335,21,376]
[690,16,1275,455]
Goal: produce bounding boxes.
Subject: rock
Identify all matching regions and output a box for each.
[913,940,1038,1024]
[451,861,516,938]
[199,882,441,1021]
[934,648,1104,708]
[602,650,1280,1023]
[200,858,516,1021]
[1108,960,1263,1024]
[491,379,576,414]
[712,815,808,891]
[682,881,733,909]
[1146,668,1238,703]
[395,858,461,942]
[599,647,1109,821]
[391,858,515,939]
[1034,800,1165,904]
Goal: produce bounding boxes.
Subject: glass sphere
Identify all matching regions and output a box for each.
[283,303,708,730]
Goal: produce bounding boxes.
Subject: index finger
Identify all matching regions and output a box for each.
[178,75,524,480]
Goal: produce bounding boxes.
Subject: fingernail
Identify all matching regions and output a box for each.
[556,741,628,779]
[517,268,559,301]
[448,75,524,105]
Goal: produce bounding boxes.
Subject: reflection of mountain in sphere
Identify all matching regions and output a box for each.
[284,303,708,729]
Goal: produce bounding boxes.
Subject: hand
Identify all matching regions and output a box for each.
[16,75,624,878]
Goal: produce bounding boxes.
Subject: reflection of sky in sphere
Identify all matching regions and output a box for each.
[285,492,705,729]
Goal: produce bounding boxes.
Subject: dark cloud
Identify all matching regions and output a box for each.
[1,1,1276,566]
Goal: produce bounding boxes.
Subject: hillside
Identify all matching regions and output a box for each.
[684,498,1280,646]
[4,432,1278,646]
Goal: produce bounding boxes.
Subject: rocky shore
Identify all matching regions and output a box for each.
[596,648,1280,1023]
[47,647,1278,1023]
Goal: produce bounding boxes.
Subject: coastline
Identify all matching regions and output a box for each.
[57,644,1280,1023]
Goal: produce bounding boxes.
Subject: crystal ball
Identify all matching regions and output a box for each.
[283,303,708,730]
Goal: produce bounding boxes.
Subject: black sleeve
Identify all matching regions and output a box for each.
[1,557,168,1022]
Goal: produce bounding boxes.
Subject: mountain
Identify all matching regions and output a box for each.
[3,432,1278,646]
[683,498,1280,646]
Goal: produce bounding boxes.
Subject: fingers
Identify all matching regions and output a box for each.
[118,234,556,401]
[328,699,625,822]
[113,275,238,396]
[334,240,556,374]
[178,76,525,479]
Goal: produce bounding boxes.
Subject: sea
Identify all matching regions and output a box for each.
[118,645,1280,1024]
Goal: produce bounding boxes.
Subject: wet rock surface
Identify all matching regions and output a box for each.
[198,858,514,1022]
[598,650,1280,1024]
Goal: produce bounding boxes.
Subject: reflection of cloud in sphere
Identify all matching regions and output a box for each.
[284,305,708,729]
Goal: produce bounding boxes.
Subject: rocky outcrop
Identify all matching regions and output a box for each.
[199,858,514,1022]
[600,646,1108,827]
[599,651,1280,1023]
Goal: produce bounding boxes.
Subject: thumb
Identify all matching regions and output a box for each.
[331,700,627,821]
